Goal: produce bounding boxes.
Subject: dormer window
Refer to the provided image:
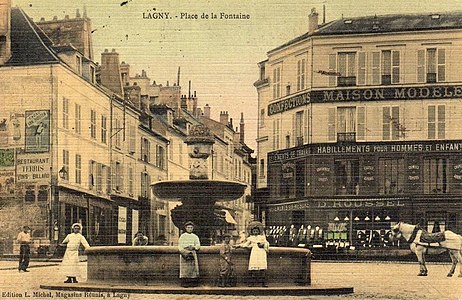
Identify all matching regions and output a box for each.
[344,20,352,24]
[431,14,440,19]
[89,65,95,83]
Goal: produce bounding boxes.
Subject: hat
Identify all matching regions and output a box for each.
[184,221,195,228]
[71,223,83,230]
[248,221,265,234]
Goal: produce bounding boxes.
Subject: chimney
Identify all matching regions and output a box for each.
[204,104,211,118]
[76,9,81,18]
[308,8,319,34]
[0,0,11,65]
[239,112,245,144]
[100,49,124,96]
[220,111,229,125]
[181,95,187,110]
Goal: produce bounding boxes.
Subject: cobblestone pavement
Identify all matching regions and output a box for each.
[0,260,462,300]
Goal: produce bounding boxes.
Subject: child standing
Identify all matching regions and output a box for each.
[218,233,235,287]
[236,221,269,287]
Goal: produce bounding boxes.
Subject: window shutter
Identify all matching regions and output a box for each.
[357,106,365,140]
[427,105,436,139]
[328,54,336,86]
[358,52,366,85]
[382,107,390,140]
[438,105,445,139]
[372,52,380,85]
[391,107,400,140]
[304,109,309,143]
[392,51,400,83]
[417,50,425,83]
[328,108,336,141]
[437,49,446,82]
[292,113,296,147]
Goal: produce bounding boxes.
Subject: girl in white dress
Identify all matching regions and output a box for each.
[60,223,90,283]
[236,222,269,287]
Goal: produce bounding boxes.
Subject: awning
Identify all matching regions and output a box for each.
[222,209,237,225]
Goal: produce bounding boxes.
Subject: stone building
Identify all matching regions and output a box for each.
[256,9,462,253]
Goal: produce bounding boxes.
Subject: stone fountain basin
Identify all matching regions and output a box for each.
[151,180,247,202]
[85,246,311,286]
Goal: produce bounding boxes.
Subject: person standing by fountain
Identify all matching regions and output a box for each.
[236,221,270,287]
[178,221,201,287]
[60,223,90,283]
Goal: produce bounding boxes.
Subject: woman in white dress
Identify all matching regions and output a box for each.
[236,221,269,287]
[178,221,201,287]
[60,223,90,283]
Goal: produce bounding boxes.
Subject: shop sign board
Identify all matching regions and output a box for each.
[268,199,406,212]
[268,140,462,162]
[117,206,127,244]
[16,153,50,183]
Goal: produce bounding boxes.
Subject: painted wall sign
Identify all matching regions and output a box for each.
[268,199,405,212]
[267,85,462,115]
[117,206,127,244]
[268,140,462,162]
[16,153,50,183]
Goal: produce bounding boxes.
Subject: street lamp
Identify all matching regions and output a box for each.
[58,166,67,179]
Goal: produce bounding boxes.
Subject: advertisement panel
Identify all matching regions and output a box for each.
[25,110,50,153]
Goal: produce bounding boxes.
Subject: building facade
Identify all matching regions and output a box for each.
[256,10,462,252]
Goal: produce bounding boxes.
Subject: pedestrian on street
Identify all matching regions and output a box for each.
[132,231,149,246]
[218,233,235,287]
[17,226,31,272]
[178,221,200,287]
[60,223,90,283]
[235,221,269,287]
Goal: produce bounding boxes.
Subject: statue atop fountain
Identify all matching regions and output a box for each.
[152,124,246,245]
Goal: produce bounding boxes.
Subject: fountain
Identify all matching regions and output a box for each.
[41,124,353,296]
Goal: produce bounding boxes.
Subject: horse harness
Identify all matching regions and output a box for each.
[405,226,446,248]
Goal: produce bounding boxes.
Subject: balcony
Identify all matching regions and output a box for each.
[337,76,356,87]
[337,132,356,142]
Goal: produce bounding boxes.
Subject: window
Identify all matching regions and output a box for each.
[114,117,121,148]
[62,97,69,129]
[128,124,136,154]
[74,104,81,134]
[156,145,165,169]
[372,52,380,85]
[89,160,96,189]
[179,143,183,165]
[428,105,445,139]
[141,138,150,162]
[25,185,35,202]
[297,58,306,91]
[75,154,81,184]
[89,65,95,83]
[424,158,448,194]
[418,48,446,83]
[140,172,151,199]
[37,185,48,202]
[337,107,356,141]
[96,163,102,192]
[90,110,97,139]
[334,159,359,195]
[337,52,356,86]
[101,115,107,144]
[295,110,304,146]
[76,55,82,75]
[259,159,265,178]
[114,161,123,192]
[128,163,134,196]
[259,109,265,127]
[381,50,400,85]
[378,158,405,194]
[273,66,281,99]
[63,150,69,181]
[382,106,400,140]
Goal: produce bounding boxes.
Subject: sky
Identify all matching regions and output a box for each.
[11,0,462,149]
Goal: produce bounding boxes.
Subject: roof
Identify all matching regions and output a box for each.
[269,11,462,54]
[6,8,59,66]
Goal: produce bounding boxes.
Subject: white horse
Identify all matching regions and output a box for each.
[391,222,462,277]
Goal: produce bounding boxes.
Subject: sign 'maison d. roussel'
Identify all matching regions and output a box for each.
[267,85,462,116]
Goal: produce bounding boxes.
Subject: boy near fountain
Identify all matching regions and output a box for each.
[235,222,269,287]
[218,233,235,287]
[178,221,201,287]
